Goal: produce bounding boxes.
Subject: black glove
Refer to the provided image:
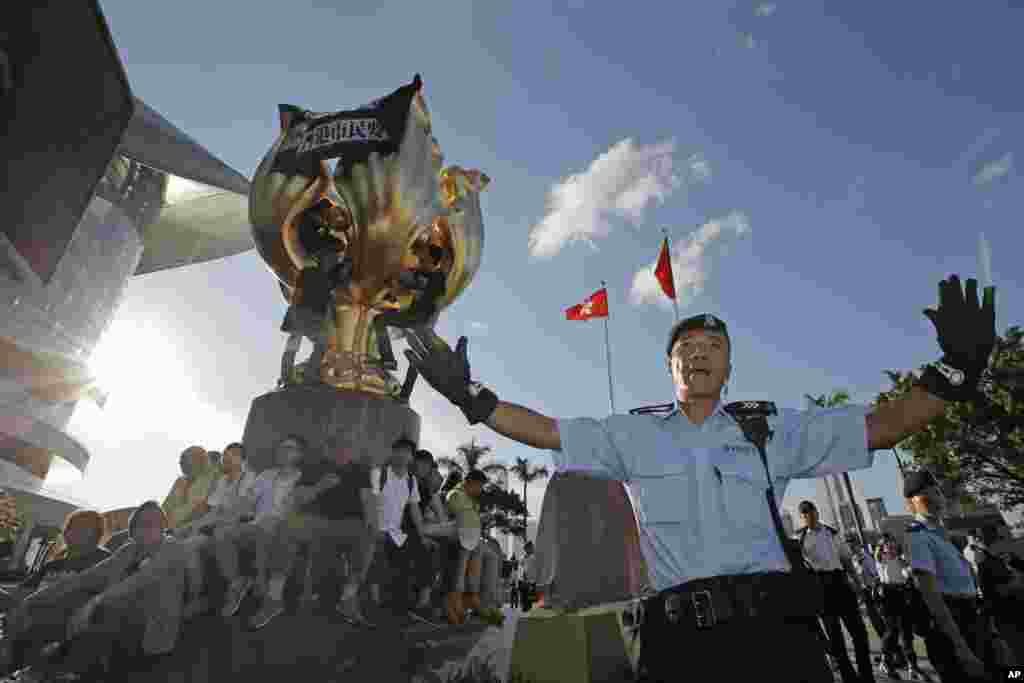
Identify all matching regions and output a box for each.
[404,331,498,425]
[917,275,996,403]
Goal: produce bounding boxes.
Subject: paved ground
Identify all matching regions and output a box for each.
[0,600,953,682]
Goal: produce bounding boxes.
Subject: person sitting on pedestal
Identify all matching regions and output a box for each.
[174,442,256,540]
[264,435,378,629]
[372,242,450,371]
[9,502,199,679]
[206,435,307,629]
[162,447,221,532]
[0,511,110,675]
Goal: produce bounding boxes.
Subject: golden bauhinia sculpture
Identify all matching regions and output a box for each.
[249,76,487,398]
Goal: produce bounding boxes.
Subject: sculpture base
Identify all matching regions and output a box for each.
[509,606,637,683]
[242,384,420,470]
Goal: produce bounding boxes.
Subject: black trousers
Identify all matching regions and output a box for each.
[518,581,535,612]
[818,570,873,683]
[879,583,917,668]
[637,600,831,682]
[923,596,998,683]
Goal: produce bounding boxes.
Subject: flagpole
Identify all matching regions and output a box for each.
[601,280,616,415]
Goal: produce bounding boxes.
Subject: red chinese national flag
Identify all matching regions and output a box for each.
[565,288,609,321]
[654,238,676,300]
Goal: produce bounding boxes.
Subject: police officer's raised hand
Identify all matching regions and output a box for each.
[404,331,498,425]
[919,275,996,402]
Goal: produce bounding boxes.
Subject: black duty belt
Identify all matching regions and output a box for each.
[640,571,821,631]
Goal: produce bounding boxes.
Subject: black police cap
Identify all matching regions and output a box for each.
[666,314,730,357]
[903,470,938,499]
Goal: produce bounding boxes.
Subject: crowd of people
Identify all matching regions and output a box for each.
[795,489,1024,683]
[0,436,512,680]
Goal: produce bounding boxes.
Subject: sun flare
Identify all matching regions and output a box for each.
[88,319,194,417]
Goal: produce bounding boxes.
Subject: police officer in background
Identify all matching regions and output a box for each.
[796,500,874,683]
[904,470,994,681]
[403,275,996,682]
[875,533,930,680]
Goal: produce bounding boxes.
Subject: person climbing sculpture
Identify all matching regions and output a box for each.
[279,198,353,385]
[372,239,450,372]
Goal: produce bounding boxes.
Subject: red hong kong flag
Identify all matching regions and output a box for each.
[654,238,676,301]
[566,288,609,321]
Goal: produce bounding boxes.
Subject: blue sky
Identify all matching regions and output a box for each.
[56,0,1023,528]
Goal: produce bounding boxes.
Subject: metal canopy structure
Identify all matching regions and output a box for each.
[120,97,255,276]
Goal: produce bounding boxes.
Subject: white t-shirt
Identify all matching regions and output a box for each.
[208,470,257,510]
[377,467,420,547]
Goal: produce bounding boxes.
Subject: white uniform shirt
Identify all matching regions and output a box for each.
[800,525,846,572]
[377,468,420,547]
[556,403,872,593]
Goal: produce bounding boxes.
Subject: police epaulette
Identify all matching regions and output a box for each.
[822,524,838,535]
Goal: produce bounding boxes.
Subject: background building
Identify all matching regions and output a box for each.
[781,508,796,537]
[1,4,252,572]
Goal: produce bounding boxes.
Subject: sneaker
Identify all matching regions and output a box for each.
[222,577,254,618]
[248,597,285,630]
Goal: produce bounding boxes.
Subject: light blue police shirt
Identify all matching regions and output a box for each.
[555,402,873,593]
[905,514,977,597]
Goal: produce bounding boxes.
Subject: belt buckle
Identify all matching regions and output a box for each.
[691,589,716,629]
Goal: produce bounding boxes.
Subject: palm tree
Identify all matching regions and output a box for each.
[509,456,550,526]
[436,438,508,483]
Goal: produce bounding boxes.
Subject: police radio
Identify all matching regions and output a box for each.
[723,401,817,579]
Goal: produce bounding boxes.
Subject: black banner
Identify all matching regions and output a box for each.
[271,75,422,179]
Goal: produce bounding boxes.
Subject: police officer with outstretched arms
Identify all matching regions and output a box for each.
[403,275,996,682]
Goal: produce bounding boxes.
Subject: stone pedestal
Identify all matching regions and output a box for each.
[242,385,420,471]
[509,606,637,683]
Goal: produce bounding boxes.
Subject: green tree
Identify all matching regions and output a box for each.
[437,439,527,538]
[875,325,1024,511]
[509,457,550,526]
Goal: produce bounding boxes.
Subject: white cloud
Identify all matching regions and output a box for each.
[630,211,751,308]
[528,139,682,258]
[755,2,777,17]
[973,152,1013,186]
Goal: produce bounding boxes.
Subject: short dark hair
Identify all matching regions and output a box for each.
[129,501,165,536]
[224,442,245,458]
[465,470,488,484]
[393,437,417,452]
[797,500,817,514]
[414,449,434,466]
